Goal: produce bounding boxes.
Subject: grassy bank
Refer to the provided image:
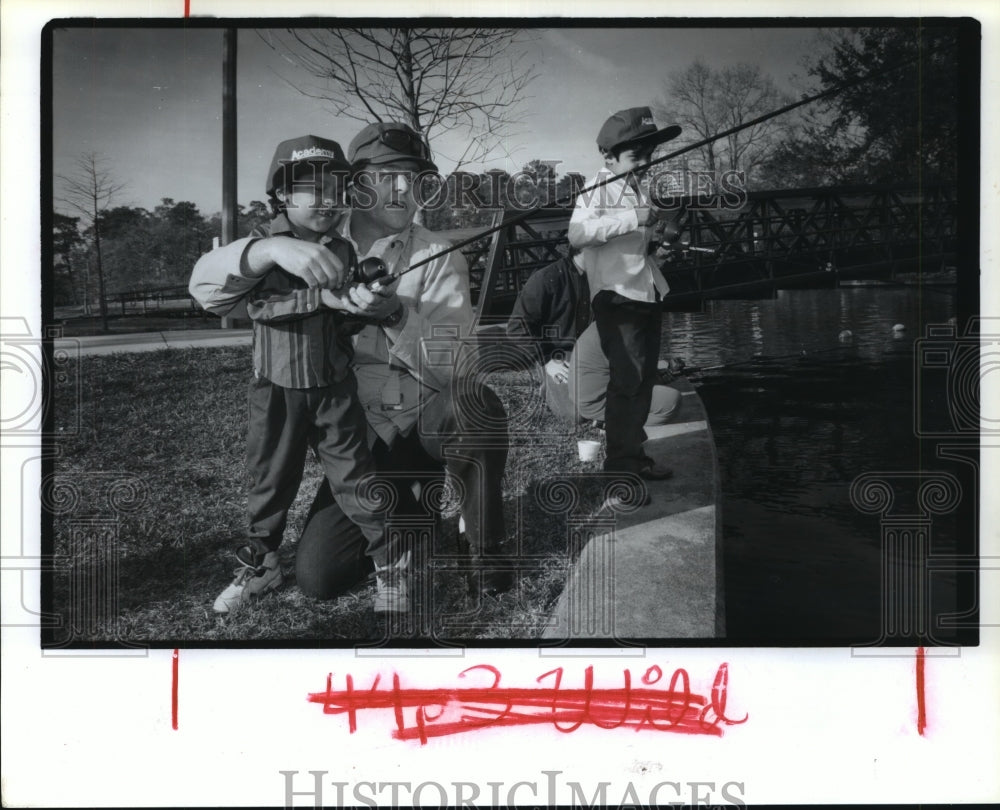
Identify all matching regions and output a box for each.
[49,346,613,644]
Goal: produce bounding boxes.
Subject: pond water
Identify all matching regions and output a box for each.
[660,285,976,645]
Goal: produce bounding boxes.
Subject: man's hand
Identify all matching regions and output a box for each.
[248,236,347,289]
[345,284,404,323]
[545,357,570,385]
[320,286,367,315]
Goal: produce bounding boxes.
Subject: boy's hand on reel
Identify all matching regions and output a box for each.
[263,236,347,289]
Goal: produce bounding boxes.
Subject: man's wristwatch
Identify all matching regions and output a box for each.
[381,301,406,328]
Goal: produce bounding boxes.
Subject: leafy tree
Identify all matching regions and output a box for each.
[758,26,959,187]
[520,159,559,207]
[92,205,153,293]
[210,200,283,238]
[52,213,83,306]
[149,198,215,284]
[97,205,150,238]
[240,200,271,235]
[260,27,538,170]
[555,172,586,206]
[80,200,216,296]
[478,169,513,211]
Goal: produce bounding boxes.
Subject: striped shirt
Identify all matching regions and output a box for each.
[189,214,355,389]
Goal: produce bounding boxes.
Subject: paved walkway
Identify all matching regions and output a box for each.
[54,329,251,356]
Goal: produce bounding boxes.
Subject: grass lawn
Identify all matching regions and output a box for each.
[49,346,617,645]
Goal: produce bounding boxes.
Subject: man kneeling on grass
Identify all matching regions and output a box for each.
[189,135,409,615]
[292,122,514,604]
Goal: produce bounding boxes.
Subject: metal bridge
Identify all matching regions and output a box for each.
[93,183,957,325]
[464,183,958,320]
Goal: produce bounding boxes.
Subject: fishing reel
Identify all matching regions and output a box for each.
[352,256,390,289]
[657,356,689,383]
[648,218,717,260]
[655,219,684,245]
[647,217,686,259]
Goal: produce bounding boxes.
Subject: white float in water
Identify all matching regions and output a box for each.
[838,330,853,341]
[892,323,906,332]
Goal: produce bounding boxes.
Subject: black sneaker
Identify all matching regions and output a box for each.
[639,461,674,480]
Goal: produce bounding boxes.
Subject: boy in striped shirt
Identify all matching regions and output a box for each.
[190,135,407,614]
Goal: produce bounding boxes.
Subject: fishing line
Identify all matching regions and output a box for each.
[358,38,955,289]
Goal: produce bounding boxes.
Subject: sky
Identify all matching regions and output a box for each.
[51,24,822,217]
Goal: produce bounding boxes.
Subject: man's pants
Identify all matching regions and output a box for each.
[591,290,662,473]
[567,320,680,426]
[295,381,509,599]
[245,375,388,566]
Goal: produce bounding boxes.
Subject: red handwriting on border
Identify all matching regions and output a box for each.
[916,646,927,736]
[171,648,179,730]
[306,664,747,744]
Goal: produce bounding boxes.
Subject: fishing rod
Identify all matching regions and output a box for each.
[355,40,953,290]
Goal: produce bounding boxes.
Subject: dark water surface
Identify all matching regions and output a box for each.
[661,286,976,645]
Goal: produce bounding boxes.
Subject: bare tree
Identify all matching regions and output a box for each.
[57,153,126,331]
[654,60,794,191]
[260,27,538,171]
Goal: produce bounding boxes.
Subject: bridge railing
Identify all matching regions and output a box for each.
[667,183,957,301]
[458,206,573,321]
[462,183,957,317]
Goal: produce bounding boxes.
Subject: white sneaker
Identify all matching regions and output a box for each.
[373,550,411,614]
[213,551,284,614]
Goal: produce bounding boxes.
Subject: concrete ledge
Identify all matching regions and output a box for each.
[642,419,708,442]
[543,505,718,640]
[542,378,724,641]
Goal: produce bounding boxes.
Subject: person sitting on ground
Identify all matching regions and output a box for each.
[189,135,406,615]
[507,247,681,429]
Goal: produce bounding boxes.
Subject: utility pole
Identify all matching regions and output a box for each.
[220,27,238,328]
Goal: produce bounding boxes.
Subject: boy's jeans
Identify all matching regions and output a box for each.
[591,290,661,473]
[245,374,388,566]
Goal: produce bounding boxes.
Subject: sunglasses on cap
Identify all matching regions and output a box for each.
[356,127,431,161]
